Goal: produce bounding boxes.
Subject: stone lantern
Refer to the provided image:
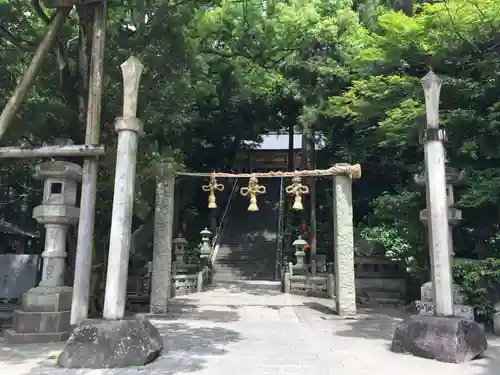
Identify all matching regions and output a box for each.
[293,236,307,267]
[199,228,212,261]
[172,233,188,265]
[5,161,82,343]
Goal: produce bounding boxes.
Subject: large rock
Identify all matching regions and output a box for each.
[391,314,487,363]
[58,318,163,368]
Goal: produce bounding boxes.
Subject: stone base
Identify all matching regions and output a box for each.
[391,315,487,363]
[22,286,72,312]
[13,310,70,333]
[414,300,474,320]
[4,285,73,343]
[57,318,163,369]
[4,329,69,344]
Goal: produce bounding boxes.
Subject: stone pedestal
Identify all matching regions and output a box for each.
[5,161,81,343]
[415,281,474,320]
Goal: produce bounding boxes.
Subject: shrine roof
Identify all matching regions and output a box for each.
[243,132,325,151]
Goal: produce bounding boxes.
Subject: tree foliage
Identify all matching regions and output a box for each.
[2,0,500,315]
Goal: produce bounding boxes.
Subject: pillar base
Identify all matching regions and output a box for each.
[58,318,163,368]
[4,285,72,344]
[391,314,486,363]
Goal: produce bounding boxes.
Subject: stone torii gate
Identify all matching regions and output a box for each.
[150,164,362,317]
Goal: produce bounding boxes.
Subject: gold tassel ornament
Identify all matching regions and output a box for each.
[240,174,266,211]
[202,173,224,209]
[285,174,309,211]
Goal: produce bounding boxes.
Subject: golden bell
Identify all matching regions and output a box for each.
[248,197,259,211]
[248,203,259,211]
[292,196,303,211]
[208,194,217,209]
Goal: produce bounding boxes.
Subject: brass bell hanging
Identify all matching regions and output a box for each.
[240,174,266,211]
[285,174,309,211]
[202,173,224,209]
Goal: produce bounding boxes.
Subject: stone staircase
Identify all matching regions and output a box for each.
[212,179,281,282]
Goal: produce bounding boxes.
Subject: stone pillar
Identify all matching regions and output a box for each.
[421,71,453,317]
[150,174,175,314]
[5,161,82,343]
[333,164,356,316]
[415,171,472,319]
[39,224,68,287]
[103,57,144,320]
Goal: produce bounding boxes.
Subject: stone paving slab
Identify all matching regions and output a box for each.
[0,282,499,375]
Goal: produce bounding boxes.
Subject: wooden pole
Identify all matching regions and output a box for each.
[71,1,107,325]
[0,144,104,158]
[0,9,70,141]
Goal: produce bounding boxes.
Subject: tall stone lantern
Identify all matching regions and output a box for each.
[5,161,82,343]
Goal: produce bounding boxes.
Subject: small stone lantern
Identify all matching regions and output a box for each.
[199,228,212,261]
[172,233,188,264]
[293,236,307,267]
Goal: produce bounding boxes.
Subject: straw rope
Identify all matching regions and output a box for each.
[176,163,361,179]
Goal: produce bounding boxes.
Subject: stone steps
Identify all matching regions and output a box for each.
[212,271,275,281]
[213,179,281,282]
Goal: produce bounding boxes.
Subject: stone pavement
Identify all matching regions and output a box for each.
[1,280,500,375]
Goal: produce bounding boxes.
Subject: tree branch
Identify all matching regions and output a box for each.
[32,0,70,84]
[0,25,37,51]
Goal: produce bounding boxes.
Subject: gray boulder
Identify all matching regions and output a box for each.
[391,314,487,363]
[58,318,163,368]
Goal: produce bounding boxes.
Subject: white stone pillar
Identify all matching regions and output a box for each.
[39,224,68,287]
[150,173,175,314]
[333,164,356,316]
[421,71,453,316]
[103,57,144,320]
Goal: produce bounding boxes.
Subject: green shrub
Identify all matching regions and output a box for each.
[453,258,500,322]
